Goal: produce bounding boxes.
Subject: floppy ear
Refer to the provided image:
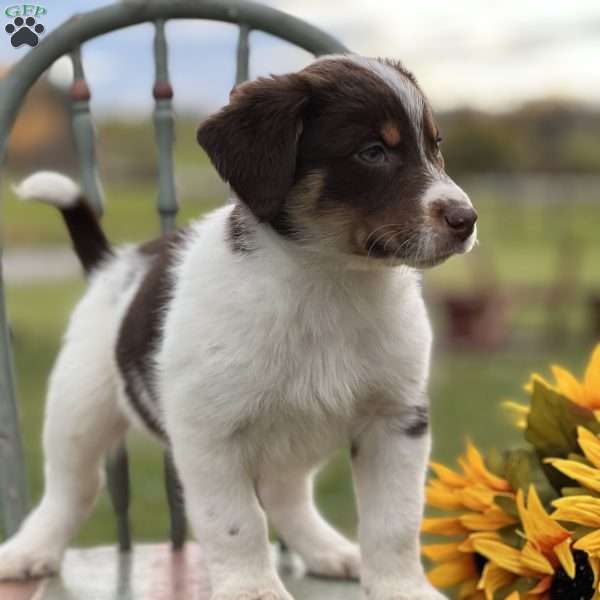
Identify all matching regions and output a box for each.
[197,74,308,221]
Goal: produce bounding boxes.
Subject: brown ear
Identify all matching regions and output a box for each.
[197,74,308,221]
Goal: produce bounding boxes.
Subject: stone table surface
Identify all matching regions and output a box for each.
[0,543,362,600]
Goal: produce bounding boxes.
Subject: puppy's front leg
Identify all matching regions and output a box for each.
[170,433,292,600]
[351,407,446,600]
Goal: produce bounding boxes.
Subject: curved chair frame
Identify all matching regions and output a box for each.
[0,0,348,542]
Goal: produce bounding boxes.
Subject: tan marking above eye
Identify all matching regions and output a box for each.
[381,122,401,147]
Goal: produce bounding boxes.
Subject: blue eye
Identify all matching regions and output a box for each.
[357,143,387,164]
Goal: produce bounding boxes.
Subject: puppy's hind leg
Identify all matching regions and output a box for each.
[259,468,361,580]
[0,344,128,581]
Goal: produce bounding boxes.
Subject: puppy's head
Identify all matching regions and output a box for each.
[198,55,477,268]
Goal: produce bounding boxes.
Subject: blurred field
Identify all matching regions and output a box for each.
[4,175,600,289]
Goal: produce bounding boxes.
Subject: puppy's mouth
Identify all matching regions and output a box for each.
[364,228,477,269]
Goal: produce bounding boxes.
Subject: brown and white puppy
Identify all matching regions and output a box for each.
[0,55,476,600]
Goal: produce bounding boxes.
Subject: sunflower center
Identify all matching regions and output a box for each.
[550,551,594,600]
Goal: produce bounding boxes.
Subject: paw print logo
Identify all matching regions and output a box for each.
[5,16,45,48]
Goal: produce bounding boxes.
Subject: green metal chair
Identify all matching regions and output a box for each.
[0,1,357,597]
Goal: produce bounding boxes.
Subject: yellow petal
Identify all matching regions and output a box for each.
[528,575,552,594]
[478,561,515,600]
[517,486,571,556]
[554,537,575,579]
[458,532,500,553]
[458,578,479,599]
[552,495,600,527]
[584,344,600,398]
[521,542,555,576]
[505,593,520,600]
[460,506,516,531]
[547,459,600,494]
[472,538,532,577]
[459,485,498,512]
[463,440,512,492]
[427,556,476,588]
[503,400,530,429]
[430,461,469,488]
[552,364,585,404]
[421,516,468,536]
[574,529,600,554]
[578,427,600,470]
[422,541,464,562]
[426,482,464,510]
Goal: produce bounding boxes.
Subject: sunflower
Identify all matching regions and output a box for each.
[503,344,600,429]
[472,486,581,600]
[422,441,518,598]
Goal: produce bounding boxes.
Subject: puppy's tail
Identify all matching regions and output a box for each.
[14,171,113,275]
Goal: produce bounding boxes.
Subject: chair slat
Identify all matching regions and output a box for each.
[70,47,105,217]
[153,19,178,234]
[153,19,187,547]
[105,443,131,552]
[0,265,29,538]
[236,24,251,85]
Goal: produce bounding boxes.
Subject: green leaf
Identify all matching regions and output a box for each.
[497,576,539,598]
[525,380,597,461]
[495,495,519,519]
[566,452,591,465]
[571,525,596,541]
[497,523,523,548]
[487,446,507,478]
[561,486,600,498]
[504,448,557,505]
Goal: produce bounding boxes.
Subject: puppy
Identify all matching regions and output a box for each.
[0,55,476,600]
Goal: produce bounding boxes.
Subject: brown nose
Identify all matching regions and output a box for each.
[443,205,478,240]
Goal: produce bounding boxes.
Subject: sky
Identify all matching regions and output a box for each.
[1,0,600,117]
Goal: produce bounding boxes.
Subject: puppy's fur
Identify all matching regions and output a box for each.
[0,55,476,600]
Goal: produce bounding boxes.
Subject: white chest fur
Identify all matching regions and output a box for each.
[159,207,432,466]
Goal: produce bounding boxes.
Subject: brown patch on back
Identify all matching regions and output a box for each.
[381,122,401,147]
[116,229,189,440]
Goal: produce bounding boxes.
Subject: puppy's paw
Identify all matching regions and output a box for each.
[213,595,290,600]
[0,539,61,581]
[304,542,361,580]
[212,578,293,600]
[363,587,448,600]
[363,578,447,600]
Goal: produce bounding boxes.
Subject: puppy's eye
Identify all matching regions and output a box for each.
[357,143,387,165]
[435,135,443,147]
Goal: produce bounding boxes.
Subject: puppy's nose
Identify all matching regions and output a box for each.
[443,205,478,240]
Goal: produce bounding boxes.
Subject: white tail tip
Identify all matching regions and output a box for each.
[13,171,80,209]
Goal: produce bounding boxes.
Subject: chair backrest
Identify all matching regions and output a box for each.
[0,0,348,543]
